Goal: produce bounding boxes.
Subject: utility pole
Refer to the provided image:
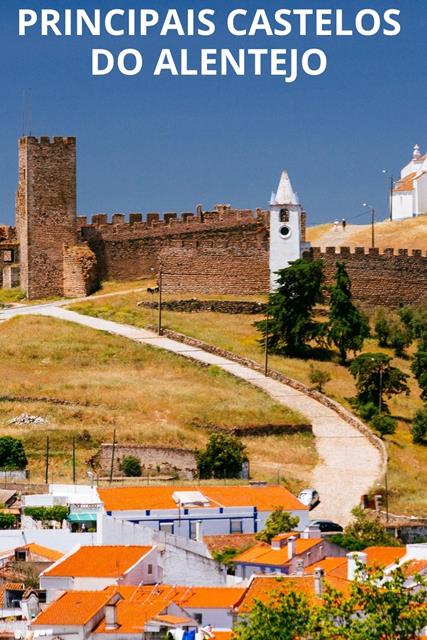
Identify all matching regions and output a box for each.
[158,267,163,336]
[389,175,394,222]
[109,429,117,485]
[72,437,76,485]
[45,436,50,485]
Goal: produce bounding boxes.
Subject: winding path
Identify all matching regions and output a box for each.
[0,301,383,525]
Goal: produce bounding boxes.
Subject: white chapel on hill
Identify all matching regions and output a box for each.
[392,144,427,220]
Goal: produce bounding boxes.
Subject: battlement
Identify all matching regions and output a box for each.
[78,205,268,241]
[19,136,76,147]
[0,226,17,242]
[310,246,427,258]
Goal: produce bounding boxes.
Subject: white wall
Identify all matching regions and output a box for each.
[0,529,94,553]
[392,191,415,220]
[415,173,427,215]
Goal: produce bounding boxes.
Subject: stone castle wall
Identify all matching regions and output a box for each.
[16,136,78,299]
[63,243,98,297]
[308,246,427,307]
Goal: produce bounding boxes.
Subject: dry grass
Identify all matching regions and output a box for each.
[0,316,313,487]
[72,294,427,516]
[0,288,25,305]
[307,214,427,252]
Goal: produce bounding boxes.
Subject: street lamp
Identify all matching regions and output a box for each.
[363,203,376,249]
[382,170,395,222]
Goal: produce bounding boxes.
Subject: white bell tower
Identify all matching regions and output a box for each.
[269,170,310,289]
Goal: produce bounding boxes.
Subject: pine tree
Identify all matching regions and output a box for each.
[255,259,325,356]
[328,262,370,364]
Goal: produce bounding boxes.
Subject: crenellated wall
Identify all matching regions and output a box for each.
[79,206,270,288]
[307,246,427,306]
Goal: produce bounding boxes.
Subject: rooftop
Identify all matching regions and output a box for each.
[364,546,406,568]
[233,538,321,567]
[98,485,307,512]
[43,545,153,578]
[32,590,114,626]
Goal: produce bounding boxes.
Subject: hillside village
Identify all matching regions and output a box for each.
[0,137,426,638]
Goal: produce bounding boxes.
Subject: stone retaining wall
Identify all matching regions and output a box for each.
[138,299,267,314]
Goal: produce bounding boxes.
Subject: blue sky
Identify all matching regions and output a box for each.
[0,1,425,225]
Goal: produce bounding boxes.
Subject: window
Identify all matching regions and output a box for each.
[147,564,153,575]
[189,521,198,540]
[15,551,26,562]
[279,225,291,239]
[160,522,174,535]
[280,208,290,222]
[3,250,13,263]
[194,613,203,625]
[230,519,243,534]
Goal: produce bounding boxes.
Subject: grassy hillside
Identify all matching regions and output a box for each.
[0,316,313,485]
[71,290,427,516]
[307,214,427,251]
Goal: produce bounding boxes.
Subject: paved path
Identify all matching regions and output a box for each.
[0,303,383,525]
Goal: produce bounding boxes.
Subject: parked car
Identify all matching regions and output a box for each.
[310,519,343,534]
[298,488,320,510]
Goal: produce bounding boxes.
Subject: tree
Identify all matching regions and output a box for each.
[234,589,310,640]
[388,320,412,357]
[120,456,142,477]
[0,437,27,470]
[309,366,331,393]
[23,506,69,523]
[411,333,427,402]
[374,308,391,347]
[349,353,409,412]
[411,408,427,445]
[327,262,370,364]
[330,506,399,551]
[255,259,325,356]
[399,302,427,340]
[234,564,427,640]
[371,414,397,438]
[0,513,17,529]
[255,507,299,544]
[196,433,247,479]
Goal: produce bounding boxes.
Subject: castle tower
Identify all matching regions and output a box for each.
[269,170,310,289]
[16,136,77,299]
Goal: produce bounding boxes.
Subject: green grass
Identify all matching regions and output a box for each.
[0,316,313,487]
[70,291,427,517]
[0,288,25,305]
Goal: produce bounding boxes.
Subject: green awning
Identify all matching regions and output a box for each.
[67,513,98,523]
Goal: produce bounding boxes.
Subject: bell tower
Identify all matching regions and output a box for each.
[269,170,310,289]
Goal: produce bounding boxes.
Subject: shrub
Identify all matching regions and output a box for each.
[411,409,427,445]
[330,506,400,551]
[196,433,247,479]
[256,507,299,544]
[0,513,17,529]
[309,366,331,393]
[357,401,379,422]
[120,456,142,477]
[0,437,27,470]
[374,308,391,347]
[371,414,397,438]
[23,506,69,523]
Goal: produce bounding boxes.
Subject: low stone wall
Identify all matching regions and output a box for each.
[63,243,98,297]
[162,329,387,472]
[95,444,198,480]
[138,299,267,314]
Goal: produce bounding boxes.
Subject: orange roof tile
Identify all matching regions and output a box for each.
[234,538,321,567]
[21,543,63,562]
[32,590,114,626]
[236,575,319,612]
[401,559,427,577]
[44,545,153,578]
[364,546,406,568]
[213,632,234,640]
[305,557,348,579]
[153,614,192,625]
[98,485,307,512]
[393,172,416,192]
[174,587,245,609]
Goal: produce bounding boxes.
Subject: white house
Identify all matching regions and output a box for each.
[392,144,427,220]
[97,485,309,538]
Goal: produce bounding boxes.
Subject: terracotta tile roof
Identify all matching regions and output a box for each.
[236,575,319,612]
[204,534,257,554]
[98,485,306,512]
[20,543,63,562]
[213,632,234,640]
[152,614,192,625]
[174,586,245,609]
[94,600,165,634]
[233,538,321,567]
[43,545,153,578]
[393,172,416,192]
[364,546,406,568]
[305,557,348,579]
[401,559,427,577]
[32,590,114,626]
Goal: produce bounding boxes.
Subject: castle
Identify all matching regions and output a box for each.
[1,135,427,307]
